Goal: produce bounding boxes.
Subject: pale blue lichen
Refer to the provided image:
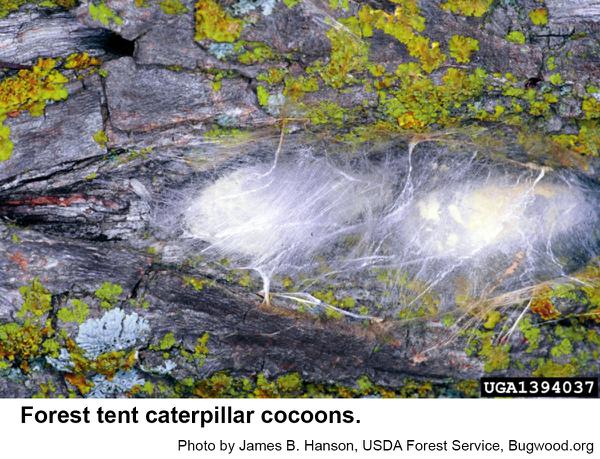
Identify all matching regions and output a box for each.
[46,348,74,372]
[231,0,276,16]
[76,308,150,359]
[87,369,144,398]
[141,359,177,375]
[208,43,235,60]
[0,366,22,381]
[215,112,242,127]
[264,91,285,115]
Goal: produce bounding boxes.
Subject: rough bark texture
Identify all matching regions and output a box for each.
[0,0,599,398]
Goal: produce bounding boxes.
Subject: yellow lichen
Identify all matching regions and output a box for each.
[448,35,479,64]
[359,2,425,41]
[237,42,274,65]
[506,31,526,44]
[529,8,548,26]
[89,1,123,27]
[159,0,188,15]
[93,130,109,148]
[552,120,600,157]
[441,0,493,17]
[582,97,600,119]
[349,4,445,73]
[195,0,242,43]
[548,73,563,86]
[308,28,369,89]
[0,279,55,372]
[0,0,77,18]
[0,58,68,161]
[405,35,446,73]
[257,67,287,85]
[256,85,269,106]
[381,65,486,130]
[65,52,102,70]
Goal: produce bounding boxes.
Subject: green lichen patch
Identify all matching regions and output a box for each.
[256,85,269,106]
[65,346,139,395]
[65,52,103,80]
[552,121,600,157]
[532,359,577,377]
[307,28,369,89]
[464,329,511,373]
[183,276,210,290]
[192,332,210,365]
[307,101,348,127]
[0,0,30,17]
[118,146,154,164]
[506,31,526,44]
[47,0,78,7]
[0,58,69,161]
[0,320,54,372]
[448,35,479,64]
[92,130,109,148]
[18,278,52,321]
[156,332,177,351]
[0,0,77,18]
[89,1,123,26]
[529,8,548,26]
[548,73,563,86]
[582,97,600,120]
[157,371,474,399]
[345,3,446,74]
[159,0,188,15]
[257,67,288,85]
[195,0,242,43]
[550,338,573,358]
[328,0,348,11]
[380,66,487,130]
[350,2,426,41]
[372,269,440,320]
[33,380,59,398]
[202,125,254,146]
[0,279,56,372]
[65,52,101,70]
[57,299,89,324]
[237,41,275,65]
[440,0,493,17]
[519,317,541,352]
[94,282,123,309]
[405,36,446,74]
[283,75,319,101]
[461,259,600,377]
[483,310,501,330]
[311,289,359,319]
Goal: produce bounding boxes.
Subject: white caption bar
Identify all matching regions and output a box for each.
[1,399,597,458]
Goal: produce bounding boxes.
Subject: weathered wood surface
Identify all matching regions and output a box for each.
[1,0,599,397]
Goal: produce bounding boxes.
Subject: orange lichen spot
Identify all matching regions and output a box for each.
[65,373,93,395]
[65,52,102,70]
[9,251,28,271]
[531,287,561,320]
